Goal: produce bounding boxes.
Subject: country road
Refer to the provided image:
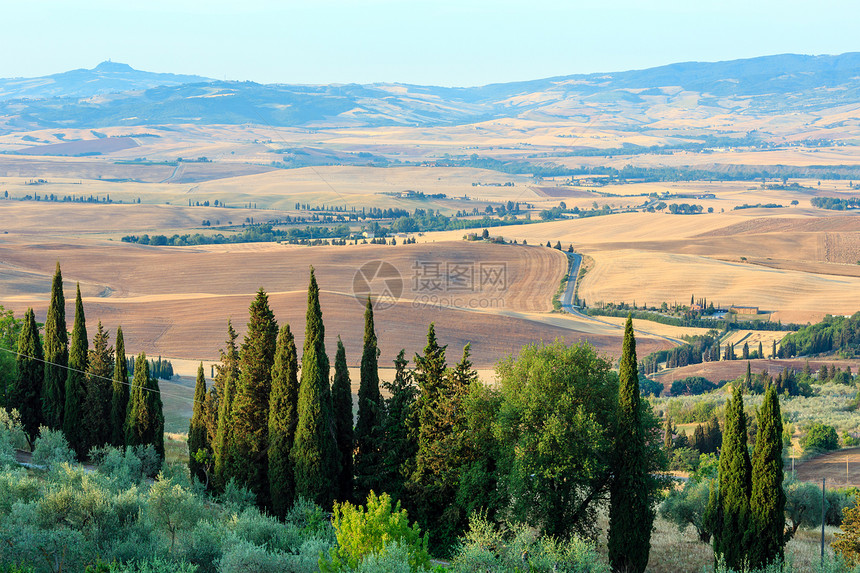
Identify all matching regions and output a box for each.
[559,252,684,345]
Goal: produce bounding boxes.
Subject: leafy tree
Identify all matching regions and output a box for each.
[213,321,240,490]
[749,383,786,568]
[380,349,419,504]
[494,341,618,540]
[229,288,278,507]
[609,316,657,573]
[268,323,299,518]
[332,337,354,503]
[711,384,752,570]
[63,284,88,457]
[82,321,114,453]
[110,326,129,446]
[354,298,384,501]
[292,267,338,509]
[43,262,68,429]
[188,363,209,485]
[660,478,715,543]
[833,495,860,566]
[801,422,839,454]
[11,308,43,446]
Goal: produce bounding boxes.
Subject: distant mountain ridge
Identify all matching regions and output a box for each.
[0,61,212,101]
[0,53,859,132]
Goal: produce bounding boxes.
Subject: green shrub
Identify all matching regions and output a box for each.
[449,512,609,572]
[321,491,430,572]
[108,558,198,573]
[31,426,75,469]
[219,479,256,513]
[659,478,713,543]
[802,422,840,455]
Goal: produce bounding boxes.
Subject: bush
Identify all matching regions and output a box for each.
[802,422,840,455]
[321,491,430,572]
[449,512,609,572]
[219,479,256,513]
[31,426,75,469]
[660,478,714,543]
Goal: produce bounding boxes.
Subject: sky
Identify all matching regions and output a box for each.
[4,0,859,87]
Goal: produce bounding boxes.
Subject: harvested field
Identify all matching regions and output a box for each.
[795,447,860,488]
[0,237,660,367]
[14,136,139,156]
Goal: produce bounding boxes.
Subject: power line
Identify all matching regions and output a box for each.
[0,346,204,405]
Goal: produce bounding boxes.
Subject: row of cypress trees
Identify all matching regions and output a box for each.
[7,263,164,460]
[705,380,786,570]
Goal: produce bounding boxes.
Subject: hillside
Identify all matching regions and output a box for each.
[1,53,859,134]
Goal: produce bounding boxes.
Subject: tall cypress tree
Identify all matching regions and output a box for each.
[12,308,43,446]
[43,262,67,429]
[331,337,354,502]
[63,284,88,457]
[213,321,240,490]
[354,298,383,500]
[409,323,455,552]
[82,321,114,453]
[110,326,128,446]
[713,384,753,569]
[291,267,339,509]
[188,363,209,485]
[380,349,419,504]
[228,288,278,506]
[269,324,299,518]
[749,384,787,568]
[608,316,654,573]
[125,353,152,449]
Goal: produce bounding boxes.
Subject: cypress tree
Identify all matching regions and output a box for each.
[713,384,752,570]
[664,417,674,451]
[43,262,67,429]
[11,308,43,446]
[63,284,88,457]
[110,326,128,446]
[213,321,240,490]
[188,363,209,485]
[125,353,164,459]
[354,298,383,500]
[269,324,299,518]
[291,267,338,509]
[758,341,763,360]
[743,341,750,360]
[693,423,706,454]
[331,336,354,502]
[609,315,654,573]
[229,288,278,507]
[708,415,722,453]
[772,340,777,359]
[749,384,787,568]
[380,349,419,504]
[82,321,114,453]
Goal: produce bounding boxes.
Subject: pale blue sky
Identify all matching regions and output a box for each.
[5,0,858,86]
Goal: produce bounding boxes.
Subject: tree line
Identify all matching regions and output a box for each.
[4,263,164,461]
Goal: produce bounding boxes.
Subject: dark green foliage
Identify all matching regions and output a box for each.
[228,288,278,507]
[331,337,354,503]
[11,308,43,445]
[749,384,787,568]
[110,326,129,446]
[608,316,655,573]
[63,283,88,457]
[669,376,718,396]
[268,323,299,518]
[354,298,384,501]
[801,422,839,454]
[292,267,338,509]
[188,363,209,485]
[494,341,618,541]
[43,262,67,429]
[379,349,419,504]
[125,353,165,465]
[712,384,752,570]
[779,311,860,357]
[213,321,240,490]
[82,321,114,453]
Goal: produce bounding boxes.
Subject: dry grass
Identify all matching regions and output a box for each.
[795,447,860,488]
